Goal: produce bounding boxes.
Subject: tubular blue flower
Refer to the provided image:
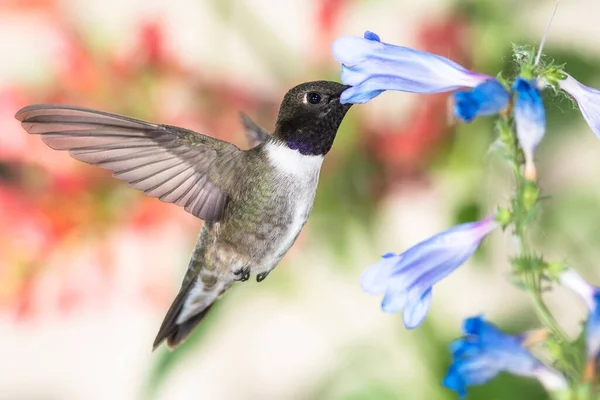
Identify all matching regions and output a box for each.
[443,316,568,398]
[513,78,546,180]
[559,268,600,364]
[558,73,600,138]
[452,79,511,123]
[360,215,498,329]
[331,31,493,104]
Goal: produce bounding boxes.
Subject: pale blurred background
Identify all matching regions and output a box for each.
[1,0,600,399]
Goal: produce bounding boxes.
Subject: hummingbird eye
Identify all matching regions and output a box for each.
[306,92,322,105]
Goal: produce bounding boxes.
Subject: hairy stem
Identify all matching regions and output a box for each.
[501,117,578,379]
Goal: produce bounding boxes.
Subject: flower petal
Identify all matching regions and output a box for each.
[339,76,387,104]
[360,252,399,295]
[332,31,492,104]
[385,216,497,296]
[392,215,498,274]
[381,286,408,313]
[513,78,546,179]
[453,79,510,122]
[558,73,600,138]
[403,242,481,302]
[452,354,500,385]
[463,315,520,347]
[363,215,498,327]
[331,35,385,66]
[559,268,596,310]
[380,241,483,316]
[558,268,600,360]
[363,30,380,42]
[463,315,485,335]
[586,293,600,359]
[402,288,433,329]
[442,368,468,398]
[444,316,566,397]
[450,338,481,360]
[533,367,569,393]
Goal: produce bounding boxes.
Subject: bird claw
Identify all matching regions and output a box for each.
[256,271,270,282]
[234,266,251,282]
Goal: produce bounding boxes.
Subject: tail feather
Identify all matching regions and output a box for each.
[153,272,232,351]
[152,280,190,350]
[153,306,215,351]
[152,280,215,351]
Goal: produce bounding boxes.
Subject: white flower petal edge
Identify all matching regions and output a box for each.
[559,73,600,138]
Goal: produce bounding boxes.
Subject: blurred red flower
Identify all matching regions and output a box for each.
[0,2,279,322]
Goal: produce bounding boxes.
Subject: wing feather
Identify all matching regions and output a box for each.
[240,112,269,147]
[15,104,242,221]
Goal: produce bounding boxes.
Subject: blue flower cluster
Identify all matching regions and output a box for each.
[332,31,600,180]
[333,31,600,397]
[444,316,566,398]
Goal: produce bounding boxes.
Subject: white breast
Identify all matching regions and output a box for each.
[255,143,324,273]
[265,142,324,178]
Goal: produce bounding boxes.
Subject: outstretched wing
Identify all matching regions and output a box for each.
[15,104,242,221]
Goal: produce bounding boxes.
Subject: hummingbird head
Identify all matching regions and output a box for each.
[273,81,352,156]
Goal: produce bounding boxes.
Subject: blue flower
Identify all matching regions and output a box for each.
[443,316,567,398]
[452,79,511,123]
[559,268,600,364]
[558,73,600,139]
[513,78,546,181]
[332,31,494,104]
[361,215,498,329]
[588,293,600,362]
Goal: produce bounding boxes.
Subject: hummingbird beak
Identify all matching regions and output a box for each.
[337,85,353,108]
[332,85,352,103]
[337,85,352,95]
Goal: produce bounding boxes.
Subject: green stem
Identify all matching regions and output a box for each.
[516,230,568,350]
[502,117,580,379]
[528,285,567,344]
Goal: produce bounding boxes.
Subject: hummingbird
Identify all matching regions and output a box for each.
[15,80,352,350]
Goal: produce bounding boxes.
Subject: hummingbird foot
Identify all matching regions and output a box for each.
[256,271,270,282]
[233,266,251,282]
